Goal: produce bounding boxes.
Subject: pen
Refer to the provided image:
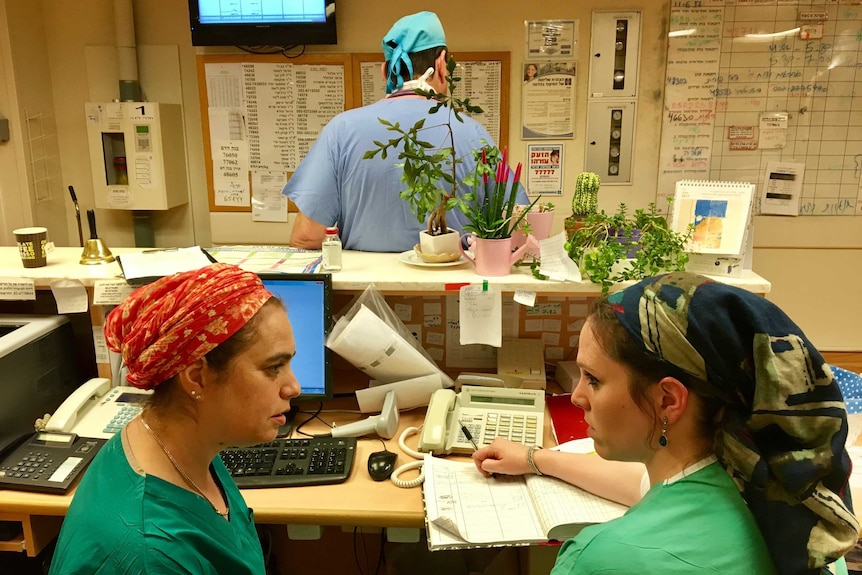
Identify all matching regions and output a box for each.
[461,423,494,477]
[460,423,480,451]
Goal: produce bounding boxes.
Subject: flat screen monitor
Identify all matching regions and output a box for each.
[188,0,337,46]
[258,273,333,402]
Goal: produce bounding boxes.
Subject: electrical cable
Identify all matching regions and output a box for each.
[389,426,426,488]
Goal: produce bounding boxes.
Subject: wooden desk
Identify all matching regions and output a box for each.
[0,396,561,557]
[0,246,771,556]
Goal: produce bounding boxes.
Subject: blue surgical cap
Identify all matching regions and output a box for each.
[381,11,447,94]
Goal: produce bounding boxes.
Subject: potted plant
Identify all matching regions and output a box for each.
[454,146,541,276]
[560,200,693,294]
[363,55,483,263]
[564,172,600,237]
[511,201,555,258]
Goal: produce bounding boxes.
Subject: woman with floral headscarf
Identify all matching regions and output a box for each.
[473,272,857,575]
[50,264,300,575]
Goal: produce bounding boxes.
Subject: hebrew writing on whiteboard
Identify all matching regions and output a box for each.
[659,2,862,217]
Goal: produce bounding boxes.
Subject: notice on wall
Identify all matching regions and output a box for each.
[525,20,578,59]
[521,62,576,139]
[526,144,563,195]
[761,161,804,216]
[251,170,289,222]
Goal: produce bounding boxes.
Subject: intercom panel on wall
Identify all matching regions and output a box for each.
[85,102,188,211]
[585,101,636,183]
[588,11,641,99]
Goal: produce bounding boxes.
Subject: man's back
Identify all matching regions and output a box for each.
[283,96,493,252]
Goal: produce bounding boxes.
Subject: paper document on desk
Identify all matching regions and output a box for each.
[422,456,627,550]
[117,247,215,285]
[206,245,322,273]
[327,304,444,384]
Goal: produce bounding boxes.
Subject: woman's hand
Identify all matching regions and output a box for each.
[471,437,532,477]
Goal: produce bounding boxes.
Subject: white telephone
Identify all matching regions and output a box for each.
[418,385,545,455]
[45,378,152,439]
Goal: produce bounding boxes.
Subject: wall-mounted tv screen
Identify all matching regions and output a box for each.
[188,0,337,47]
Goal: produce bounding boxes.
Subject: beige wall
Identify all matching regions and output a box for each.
[0,0,859,350]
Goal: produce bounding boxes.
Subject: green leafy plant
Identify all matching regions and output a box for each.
[537,201,555,213]
[555,200,693,294]
[363,56,483,237]
[460,146,540,239]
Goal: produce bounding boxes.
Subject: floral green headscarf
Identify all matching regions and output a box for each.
[608,272,858,575]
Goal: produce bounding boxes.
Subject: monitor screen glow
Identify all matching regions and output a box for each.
[258,273,333,401]
[188,0,337,46]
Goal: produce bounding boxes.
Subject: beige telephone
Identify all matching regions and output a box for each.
[418,385,545,455]
[45,378,152,439]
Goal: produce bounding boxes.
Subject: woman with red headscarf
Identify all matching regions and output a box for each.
[50,263,301,575]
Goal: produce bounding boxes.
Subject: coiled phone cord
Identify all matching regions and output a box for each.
[389,426,426,488]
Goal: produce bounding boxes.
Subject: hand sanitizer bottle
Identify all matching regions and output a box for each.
[322,226,342,271]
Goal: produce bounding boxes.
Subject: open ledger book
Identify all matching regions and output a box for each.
[423,456,628,550]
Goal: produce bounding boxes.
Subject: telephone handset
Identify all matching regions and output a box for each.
[45,378,152,439]
[418,385,545,455]
[418,389,457,453]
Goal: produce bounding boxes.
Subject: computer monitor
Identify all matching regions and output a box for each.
[258,273,333,403]
[187,0,337,47]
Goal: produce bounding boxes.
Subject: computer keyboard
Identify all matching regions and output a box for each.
[220,436,356,488]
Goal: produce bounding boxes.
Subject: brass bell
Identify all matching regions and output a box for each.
[79,209,116,265]
[80,238,115,265]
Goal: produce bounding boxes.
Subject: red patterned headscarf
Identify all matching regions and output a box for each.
[105,263,272,390]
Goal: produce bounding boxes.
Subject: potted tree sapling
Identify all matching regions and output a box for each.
[363,56,484,263]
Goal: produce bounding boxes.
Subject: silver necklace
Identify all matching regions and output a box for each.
[140,415,229,518]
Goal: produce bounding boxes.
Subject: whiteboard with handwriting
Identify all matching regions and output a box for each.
[658,0,862,217]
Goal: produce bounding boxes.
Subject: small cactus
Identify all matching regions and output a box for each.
[572,172,600,216]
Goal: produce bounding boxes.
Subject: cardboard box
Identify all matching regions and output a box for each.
[555,360,581,393]
[497,338,546,390]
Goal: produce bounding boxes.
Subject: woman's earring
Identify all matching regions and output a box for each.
[659,417,668,447]
[191,391,202,401]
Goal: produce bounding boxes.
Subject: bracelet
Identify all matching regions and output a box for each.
[527,445,543,476]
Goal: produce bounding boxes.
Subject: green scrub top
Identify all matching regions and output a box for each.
[551,461,777,574]
[49,431,265,575]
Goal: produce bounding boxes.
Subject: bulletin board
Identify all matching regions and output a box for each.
[196,53,353,213]
[657,1,862,217]
[351,51,511,149]
[197,51,511,214]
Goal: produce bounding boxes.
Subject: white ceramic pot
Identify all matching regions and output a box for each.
[417,229,461,263]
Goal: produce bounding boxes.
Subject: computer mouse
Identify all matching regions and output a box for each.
[367,450,398,481]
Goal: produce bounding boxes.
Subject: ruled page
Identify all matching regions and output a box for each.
[423,456,545,547]
[525,473,628,541]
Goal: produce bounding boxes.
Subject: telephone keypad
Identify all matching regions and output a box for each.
[103,404,143,434]
[461,411,540,447]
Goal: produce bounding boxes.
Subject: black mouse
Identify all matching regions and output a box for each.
[367,450,398,481]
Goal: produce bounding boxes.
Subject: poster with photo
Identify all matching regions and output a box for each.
[521,62,576,139]
[527,144,563,196]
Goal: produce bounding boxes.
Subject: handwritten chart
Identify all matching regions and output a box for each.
[659,0,862,216]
